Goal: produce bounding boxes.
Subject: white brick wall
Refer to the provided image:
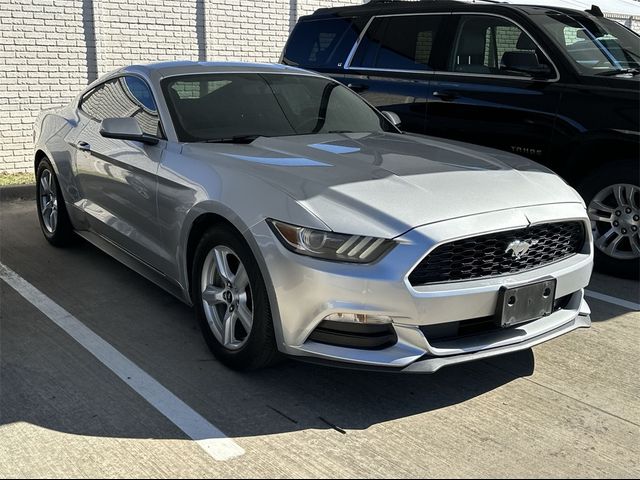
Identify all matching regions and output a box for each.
[0,0,363,173]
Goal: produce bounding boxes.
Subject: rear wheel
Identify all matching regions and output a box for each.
[36,158,74,247]
[192,225,279,370]
[579,159,639,279]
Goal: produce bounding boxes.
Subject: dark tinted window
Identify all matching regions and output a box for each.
[162,74,394,142]
[80,76,160,136]
[283,17,360,67]
[449,15,552,76]
[536,14,640,74]
[351,15,444,71]
[123,76,157,111]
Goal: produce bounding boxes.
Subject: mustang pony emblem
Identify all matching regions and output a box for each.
[505,239,538,259]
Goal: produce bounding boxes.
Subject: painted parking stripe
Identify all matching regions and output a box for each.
[0,262,245,461]
[585,289,640,311]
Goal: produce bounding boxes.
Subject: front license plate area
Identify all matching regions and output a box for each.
[497,279,556,328]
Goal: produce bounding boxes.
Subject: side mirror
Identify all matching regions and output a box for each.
[381,111,402,128]
[501,52,554,79]
[99,117,159,145]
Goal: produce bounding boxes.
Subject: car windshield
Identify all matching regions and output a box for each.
[161,73,395,142]
[536,13,640,75]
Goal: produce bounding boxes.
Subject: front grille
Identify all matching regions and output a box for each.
[409,221,585,286]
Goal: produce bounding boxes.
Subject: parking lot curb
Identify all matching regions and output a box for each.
[0,184,36,201]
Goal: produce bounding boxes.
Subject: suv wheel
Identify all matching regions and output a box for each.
[579,159,639,279]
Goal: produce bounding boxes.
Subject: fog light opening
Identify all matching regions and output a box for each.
[323,313,393,324]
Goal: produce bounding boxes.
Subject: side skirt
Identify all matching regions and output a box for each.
[74,229,191,306]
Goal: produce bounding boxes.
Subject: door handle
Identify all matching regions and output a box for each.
[433,90,459,102]
[347,83,369,93]
[76,141,91,151]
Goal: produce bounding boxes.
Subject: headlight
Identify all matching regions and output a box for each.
[267,219,395,263]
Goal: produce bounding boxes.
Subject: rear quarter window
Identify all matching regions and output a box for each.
[283,17,360,68]
[350,15,445,71]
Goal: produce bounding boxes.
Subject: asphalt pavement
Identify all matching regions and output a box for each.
[1,198,638,478]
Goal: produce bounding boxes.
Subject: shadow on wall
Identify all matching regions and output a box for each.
[82,0,98,84]
[196,0,207,62]
[289,0,298,32]
[81,0,208,75]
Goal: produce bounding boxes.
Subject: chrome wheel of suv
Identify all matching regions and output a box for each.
[588,183,640,260]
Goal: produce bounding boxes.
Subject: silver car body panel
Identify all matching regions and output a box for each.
[33,61,592,372]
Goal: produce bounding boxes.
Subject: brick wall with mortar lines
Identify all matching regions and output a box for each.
[0,1,638,174]
[0,0,364,174]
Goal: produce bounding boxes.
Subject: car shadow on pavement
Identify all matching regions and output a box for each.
[210,349,536,438]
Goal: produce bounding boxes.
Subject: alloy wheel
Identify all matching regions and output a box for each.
[200,245,253,350]
[39,168,58,234]
[587,183,640,260]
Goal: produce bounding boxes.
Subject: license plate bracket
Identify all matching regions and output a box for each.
[497,278,557,328]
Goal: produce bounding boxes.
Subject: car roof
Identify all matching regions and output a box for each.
[121,61,315,79]
[307,0,594,19]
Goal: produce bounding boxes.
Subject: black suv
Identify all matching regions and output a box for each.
[282,0,640,277]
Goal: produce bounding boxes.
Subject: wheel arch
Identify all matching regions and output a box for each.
[181,205,286,347]
[180,203,268,303]
[34,148,61,176]
[557,131,639,185]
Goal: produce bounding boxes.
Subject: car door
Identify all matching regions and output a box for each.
[342,14,449,134]
[74,75,167,270]
[424,13,562,162]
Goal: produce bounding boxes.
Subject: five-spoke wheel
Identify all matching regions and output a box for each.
[192,225,279,370]
[200,245,254,350]
[39,168,58,234]
[36,158,73,246]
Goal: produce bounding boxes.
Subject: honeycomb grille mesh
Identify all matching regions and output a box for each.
[409,222,585,286]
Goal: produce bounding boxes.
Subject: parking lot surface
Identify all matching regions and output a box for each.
[1,198,639,478]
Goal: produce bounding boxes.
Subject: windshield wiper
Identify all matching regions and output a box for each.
[200,134,262,144]
[597,68,640,76]
[327,130,355,134]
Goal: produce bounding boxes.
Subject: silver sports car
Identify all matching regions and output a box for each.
[33,62,593,372]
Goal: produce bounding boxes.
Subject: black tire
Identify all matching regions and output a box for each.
[36,158,74,247]
[577,159,639,279]
[192,225,280,371]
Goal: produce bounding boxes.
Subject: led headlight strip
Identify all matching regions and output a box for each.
[267,219,395,263]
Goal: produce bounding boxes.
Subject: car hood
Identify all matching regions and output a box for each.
[183,132,584,238]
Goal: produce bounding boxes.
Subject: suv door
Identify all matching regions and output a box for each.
[342,14,448,133]
[425,13,562,162]
[75,75,166,269]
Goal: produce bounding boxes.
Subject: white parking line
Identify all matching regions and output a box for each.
[0,262,245,461]
[585,289,640,311]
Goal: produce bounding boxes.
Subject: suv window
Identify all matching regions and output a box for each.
[449,15,551,77]
[535,13,640,75]
[350,15,444,71]
[80,76,160,137]
[283,18,360,67]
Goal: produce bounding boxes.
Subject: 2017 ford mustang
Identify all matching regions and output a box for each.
[33,62,593,371]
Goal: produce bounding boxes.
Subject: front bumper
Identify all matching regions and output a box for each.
[250,203,593,373]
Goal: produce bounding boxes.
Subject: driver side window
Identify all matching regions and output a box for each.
[450,15,551,77]
[80,76,161,137]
